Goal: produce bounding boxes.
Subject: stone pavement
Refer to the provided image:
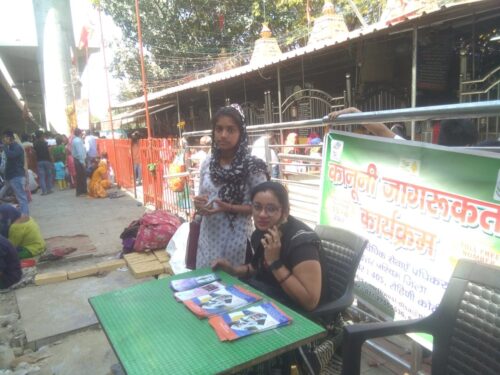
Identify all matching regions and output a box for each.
[1,188,148,375]
[0,187,399,375]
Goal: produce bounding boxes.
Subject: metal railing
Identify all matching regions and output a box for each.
[183,100,500,138]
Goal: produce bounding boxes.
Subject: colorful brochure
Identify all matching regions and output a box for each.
[208,301,293,341]
[183,285,261,319]
[170,273,221,292]
[174,281,225,302]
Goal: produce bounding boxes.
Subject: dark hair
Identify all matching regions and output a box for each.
[3,130,14,139]
[35,130,45,139]
[250,181,290,215]
[438,119,478,146]
[55,135,63,145]
[211,106,244,146]
[74,128,82,137]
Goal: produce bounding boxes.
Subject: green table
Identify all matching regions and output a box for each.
[89,268,326,374]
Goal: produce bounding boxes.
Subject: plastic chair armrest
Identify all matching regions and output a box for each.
[308,293,353,319]
[341,318,425,375]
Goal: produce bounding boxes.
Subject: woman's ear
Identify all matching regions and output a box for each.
[278,212,289,226]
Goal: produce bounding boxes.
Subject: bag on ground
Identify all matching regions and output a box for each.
[134,210,182,252]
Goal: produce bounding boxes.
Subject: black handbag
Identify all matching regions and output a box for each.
[185,215,201,270]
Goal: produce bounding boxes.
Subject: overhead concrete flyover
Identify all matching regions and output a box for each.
[0,46,42,134]
[0,0,96,136]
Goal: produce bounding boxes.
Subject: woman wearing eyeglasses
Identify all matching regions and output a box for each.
[212,181,326,312]
[193,104,269,269]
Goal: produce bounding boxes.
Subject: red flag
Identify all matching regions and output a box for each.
[218,13,224,31]
[78,25,90,50]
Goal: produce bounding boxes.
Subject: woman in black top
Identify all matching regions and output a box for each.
[212,181,326,311]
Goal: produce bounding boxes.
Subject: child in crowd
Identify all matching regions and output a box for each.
[54,160,67,190]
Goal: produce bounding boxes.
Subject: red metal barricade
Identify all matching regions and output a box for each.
[96,137,193,219]
[96,139,134,189]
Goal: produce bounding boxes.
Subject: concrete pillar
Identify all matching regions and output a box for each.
[32,0,74,134]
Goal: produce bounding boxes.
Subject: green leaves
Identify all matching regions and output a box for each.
[97,0,385,97]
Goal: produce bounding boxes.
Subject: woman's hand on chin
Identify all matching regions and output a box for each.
[262,225,282,264]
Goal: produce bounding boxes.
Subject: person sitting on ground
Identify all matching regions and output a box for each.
[88,154,112,198]
[0,234,22,290]
[0,203,21,238]
[8,214,46,259]
[212,181,326,312]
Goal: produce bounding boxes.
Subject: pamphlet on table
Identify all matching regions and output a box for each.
[183,285,262,318]
[170,273,221,292]
[174,281,225,302]
[208,302,292,341]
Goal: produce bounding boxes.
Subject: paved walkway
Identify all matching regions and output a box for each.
[3,187,399,374]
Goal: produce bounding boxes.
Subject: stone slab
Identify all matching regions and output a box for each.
[97,259,126,272]
[34,271,68,285]
[123,252,156,265]
[67,265,100,280]
[129,260,164,278]
[153,250,170,263]
[15,270,150,345]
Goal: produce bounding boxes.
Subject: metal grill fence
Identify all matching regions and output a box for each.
[96,100,500,224]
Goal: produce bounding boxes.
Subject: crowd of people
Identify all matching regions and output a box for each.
[0,127,112,290]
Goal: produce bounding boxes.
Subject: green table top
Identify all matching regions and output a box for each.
[89,268,326,375]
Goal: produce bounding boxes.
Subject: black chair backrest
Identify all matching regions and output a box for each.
[315,225,368,302]
[428,260,500,375]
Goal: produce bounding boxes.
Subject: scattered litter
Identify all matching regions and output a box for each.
[108,192,125,199]
[20,259,36,269]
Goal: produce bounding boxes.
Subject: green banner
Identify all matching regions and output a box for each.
[319,132,500,325]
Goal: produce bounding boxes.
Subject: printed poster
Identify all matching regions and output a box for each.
[319,132,500,330]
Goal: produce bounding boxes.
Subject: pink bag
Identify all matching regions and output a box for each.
[133,210,182,252]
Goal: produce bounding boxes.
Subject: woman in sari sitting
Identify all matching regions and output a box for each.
[88,154,112,198]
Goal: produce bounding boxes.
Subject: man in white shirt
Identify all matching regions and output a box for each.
[251,134,280,178]
[84,131,98,167]
[72,128,87,196]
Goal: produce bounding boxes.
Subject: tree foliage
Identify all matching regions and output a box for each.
[96,0,385,99]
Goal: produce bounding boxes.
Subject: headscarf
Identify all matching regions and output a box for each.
[209,104,269,206]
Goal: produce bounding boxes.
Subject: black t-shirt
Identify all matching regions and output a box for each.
[246,216,327,309]
[33,140,51,162]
